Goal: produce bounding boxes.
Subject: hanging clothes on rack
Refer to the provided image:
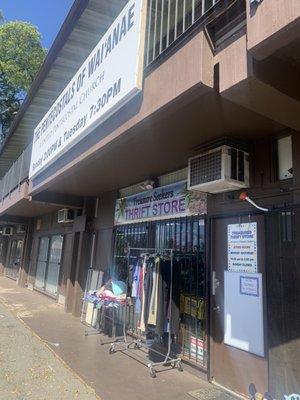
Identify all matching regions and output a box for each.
[131,259,143,316]
[144,256,179,336]
[147,257,159,326]
[128,253,180,337]
[131,260,140,298]
[143,256,154,330]
[163,257,180,336]
[138,257,147,332]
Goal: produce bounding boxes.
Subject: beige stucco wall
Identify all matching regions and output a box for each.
[247,0,300,59]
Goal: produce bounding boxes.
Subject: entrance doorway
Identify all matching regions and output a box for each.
[6,239,23,280]
[210,214,268,396]
[35,235,64,296]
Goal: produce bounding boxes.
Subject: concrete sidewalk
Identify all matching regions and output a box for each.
[0,293,99,400]
[0,276,237,400]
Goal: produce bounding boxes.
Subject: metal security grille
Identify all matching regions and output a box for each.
[113,222,152,280]
[145,0,221,67]
[113,216,207,369]
[189,150,222,187]
[113,216,205,279]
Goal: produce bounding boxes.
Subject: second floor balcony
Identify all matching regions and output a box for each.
[0,144,32,204]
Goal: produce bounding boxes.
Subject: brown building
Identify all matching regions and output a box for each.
[0,0,299,398]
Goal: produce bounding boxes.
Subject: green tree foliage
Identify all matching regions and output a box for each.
[0,14,46,141]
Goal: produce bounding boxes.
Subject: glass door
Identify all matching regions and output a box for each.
[35,235,64,296]
[45,235,63,296]
[35,236,50,290]
[6,240,23,280]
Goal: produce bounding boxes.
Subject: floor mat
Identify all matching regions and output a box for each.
[188,387,239,400]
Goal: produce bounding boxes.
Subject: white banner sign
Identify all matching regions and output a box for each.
[114,181,207,225]
[228,222,257,273]
[29,0,146,178]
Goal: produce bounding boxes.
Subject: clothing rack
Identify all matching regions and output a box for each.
[109,246,183,378]
[81,268,128,347]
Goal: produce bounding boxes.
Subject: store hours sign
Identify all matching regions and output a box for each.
[114,181,207,225]
[29,0,146,178]
[228,222,257,273]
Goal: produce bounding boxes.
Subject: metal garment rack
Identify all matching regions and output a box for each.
[81,268,127,345]
[109,246,183,378]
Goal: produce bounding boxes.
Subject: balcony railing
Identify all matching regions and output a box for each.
[0,143,32,203]
[145,0,221,67]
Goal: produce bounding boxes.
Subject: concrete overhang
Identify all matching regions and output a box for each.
[247,0,300,60]
[26,88,284,199]
[217,32,300,132]
[0,181,82,218]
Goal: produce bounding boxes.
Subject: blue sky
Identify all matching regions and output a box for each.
[0,0,75,48]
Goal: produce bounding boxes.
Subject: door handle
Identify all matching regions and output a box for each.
[213,305,220,312]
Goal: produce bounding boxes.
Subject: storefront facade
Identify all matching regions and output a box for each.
[112,173,208,368]
[25,212,81,307]
[0,0,299,398]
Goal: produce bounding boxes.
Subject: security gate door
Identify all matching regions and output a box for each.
[210,215,268,396]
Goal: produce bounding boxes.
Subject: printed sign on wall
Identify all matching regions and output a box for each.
[114,181,207,225]
[29,0,146,178]
[240,276,259,297]
[228,222,257,273]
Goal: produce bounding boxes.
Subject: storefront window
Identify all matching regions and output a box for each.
[35,235,64,296]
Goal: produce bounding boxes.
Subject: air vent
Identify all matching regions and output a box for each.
[17,224,27,234]
[2,226,13,236]
[189,149,222,187]
[188,145,249,193]
[58,209,74,224]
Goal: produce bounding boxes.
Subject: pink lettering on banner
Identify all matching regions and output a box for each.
[125,208,133,220]
[157,202,164,215]
[171,200,178,213]
[125,198,187,220]
[179,198,186,212]
[164,201,170,214]
[141,205,150,218]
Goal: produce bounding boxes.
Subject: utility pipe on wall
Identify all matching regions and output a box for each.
[239,192,269,212]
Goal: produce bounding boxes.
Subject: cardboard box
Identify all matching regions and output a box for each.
[180,294,185,313]
[184,295,191,314]
[197,299,205,320]
[190,298,198,318]
[85,302,99,327]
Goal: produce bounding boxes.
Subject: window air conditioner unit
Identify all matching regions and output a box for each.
[2,226,13,236]
[58,208,74,224]
[17,224,27,234]
[188,145,249,193]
